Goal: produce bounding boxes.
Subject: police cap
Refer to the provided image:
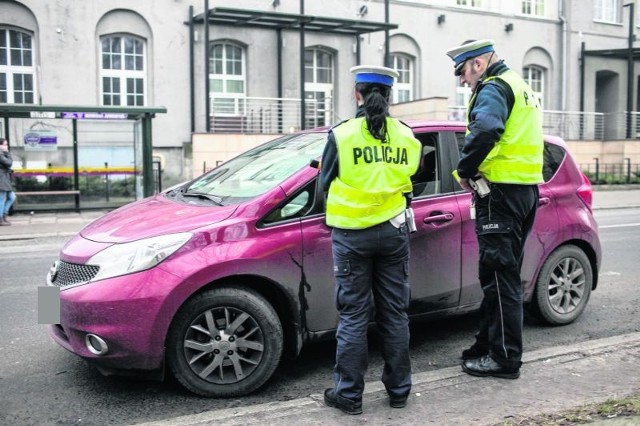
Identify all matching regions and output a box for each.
[445,39,495,76]
[350,65,399,87]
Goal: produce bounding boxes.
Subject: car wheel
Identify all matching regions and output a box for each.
[166,286,283,397]
[533,245,592,326]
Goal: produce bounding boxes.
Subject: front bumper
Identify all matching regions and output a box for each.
[48,266,187,371]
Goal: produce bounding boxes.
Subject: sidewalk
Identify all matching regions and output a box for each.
[1,187,639,241]
[136,332,640,426]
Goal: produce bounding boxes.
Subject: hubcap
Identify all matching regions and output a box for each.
[547,257,586,314]
[183,306,265,384]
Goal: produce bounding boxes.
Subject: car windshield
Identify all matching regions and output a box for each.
[184,132,327,204]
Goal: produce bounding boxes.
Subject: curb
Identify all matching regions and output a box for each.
[135,332,640,426]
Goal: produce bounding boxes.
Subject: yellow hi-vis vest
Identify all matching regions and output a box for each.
[468,70,544,184]
[326,117,421,229]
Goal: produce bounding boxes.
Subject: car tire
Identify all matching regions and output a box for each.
[166,286,283,397]
[532,245,593,326]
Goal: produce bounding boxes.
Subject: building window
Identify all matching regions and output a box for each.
[304,48,333,128]
[391,54,413,104]
[594,0,622,23]
[451,81,471,121]
[456,0,482,7]
[0,28,36,104]
[100,35,146,106]
[209,42,246,115]
[522,0,545,16]
[523,66,544,108]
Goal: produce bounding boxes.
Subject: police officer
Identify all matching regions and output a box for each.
[320,65,421,414]
[445,40,543,379]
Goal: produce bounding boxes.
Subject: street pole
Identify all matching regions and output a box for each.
[624,2,635,139]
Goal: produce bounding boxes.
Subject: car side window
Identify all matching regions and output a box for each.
[412,133,440,197]
[455,132,466,154]
[261,180,316,225]
[543,142,565,182]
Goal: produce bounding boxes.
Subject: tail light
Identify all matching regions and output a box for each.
[577,172,593,210]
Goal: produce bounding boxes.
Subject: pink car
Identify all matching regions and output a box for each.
[47,121,601,397]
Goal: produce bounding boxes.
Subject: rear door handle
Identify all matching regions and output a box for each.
[538,197,550,206]
[423,213,454,224]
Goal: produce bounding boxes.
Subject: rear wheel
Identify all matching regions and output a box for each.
[532,245,593,325]
[166,286,283,397]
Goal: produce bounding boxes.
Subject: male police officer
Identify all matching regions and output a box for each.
[445,40,543,379]
[320,65,421,414]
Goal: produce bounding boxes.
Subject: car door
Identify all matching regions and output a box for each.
[407,130,463,314]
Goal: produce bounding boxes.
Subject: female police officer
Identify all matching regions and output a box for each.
[319,65,421,415]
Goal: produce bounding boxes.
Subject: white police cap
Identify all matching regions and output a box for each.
[350,65,399,87]
[445,39,495,75]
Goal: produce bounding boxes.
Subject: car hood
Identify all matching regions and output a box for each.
[80,195,237,243]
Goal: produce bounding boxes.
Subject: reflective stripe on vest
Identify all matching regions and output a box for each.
[467,69,544,184]
[326,117,421,229]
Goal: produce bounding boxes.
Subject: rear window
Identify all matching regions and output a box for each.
[543,142,566,182]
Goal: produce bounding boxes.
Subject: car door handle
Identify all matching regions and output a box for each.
[538,197,551,206]
[423,213,454,224]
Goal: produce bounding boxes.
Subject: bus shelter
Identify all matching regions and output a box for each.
[0,104,166,211]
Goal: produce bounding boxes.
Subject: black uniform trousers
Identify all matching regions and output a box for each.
[330,221,412,405]
[472,183,538,370]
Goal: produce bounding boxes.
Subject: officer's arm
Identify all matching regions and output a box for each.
[457,83,510,179]
[320,131,339,192]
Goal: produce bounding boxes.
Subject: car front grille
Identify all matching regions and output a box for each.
[50,261,100,288]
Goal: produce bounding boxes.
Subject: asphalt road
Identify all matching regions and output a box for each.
[0,208,638,425]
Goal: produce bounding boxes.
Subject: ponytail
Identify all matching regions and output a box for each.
[355,82,391,142]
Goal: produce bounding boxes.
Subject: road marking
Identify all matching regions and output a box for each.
[599,222,640,229]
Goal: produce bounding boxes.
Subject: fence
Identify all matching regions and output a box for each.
[448,109,640,142]
[209,96,337,133]
[580,160,640,184]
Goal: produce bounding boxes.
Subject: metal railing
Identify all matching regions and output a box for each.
[542,110,604,140]
[209,96,337,133]
[581,159,640,184]
[208,97,640,141]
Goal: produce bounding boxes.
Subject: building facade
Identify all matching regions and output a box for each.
[0,0,638,181]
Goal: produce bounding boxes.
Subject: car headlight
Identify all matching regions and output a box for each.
[88,233,192,282]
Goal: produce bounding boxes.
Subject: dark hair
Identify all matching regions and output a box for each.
[356,82,391,142]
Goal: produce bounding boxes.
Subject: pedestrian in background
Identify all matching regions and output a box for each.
[320,65,422,414]
[445,39,544,379]
[0,137,16,226]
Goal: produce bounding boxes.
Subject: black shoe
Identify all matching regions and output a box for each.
[323,388,363,415]
[389,394,408,408]
[462,355,520,379]
[461,344,489,360]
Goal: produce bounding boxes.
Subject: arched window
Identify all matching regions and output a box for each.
[0,28,36,104]
[209,42,246,115]
[304,48,333,128]
[391,54,413,103]
[523,66,544,108]
[100,35,146,106]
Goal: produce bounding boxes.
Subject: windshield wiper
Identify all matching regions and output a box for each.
[182,190,223,205]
